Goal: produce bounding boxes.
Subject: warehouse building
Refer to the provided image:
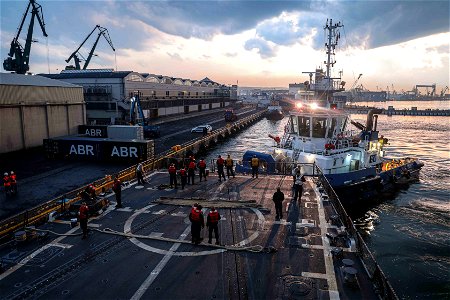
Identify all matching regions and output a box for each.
[0,73,85,154]
[41,69,236,124]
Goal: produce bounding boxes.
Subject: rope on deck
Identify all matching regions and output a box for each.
[25,227,275,253]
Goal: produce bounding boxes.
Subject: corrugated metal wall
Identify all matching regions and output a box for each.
[0,85,83,104]
[0,85,85,153]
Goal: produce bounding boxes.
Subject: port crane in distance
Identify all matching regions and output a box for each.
[3,0,47,74]
[65,25,115,70]
[129,93,161,139]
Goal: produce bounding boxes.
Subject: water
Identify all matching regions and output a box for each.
[205,100,450,299]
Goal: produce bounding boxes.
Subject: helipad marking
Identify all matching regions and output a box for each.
[125,207,264,256]
[131,226,191,300]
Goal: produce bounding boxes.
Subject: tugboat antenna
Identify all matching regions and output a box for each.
[324,19,343,79]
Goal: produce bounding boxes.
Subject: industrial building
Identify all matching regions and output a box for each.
[41,69,236,124]
[0,73,85,154]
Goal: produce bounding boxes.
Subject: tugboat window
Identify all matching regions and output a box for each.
[291,116,299,134]
[312,117,327,138]
[298,116,310,137]
[327,118,337,138]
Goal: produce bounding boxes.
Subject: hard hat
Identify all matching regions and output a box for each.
[11,171,14,174]
[4,172,8,176]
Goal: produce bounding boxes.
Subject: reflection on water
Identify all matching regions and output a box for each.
[205,104,450,298]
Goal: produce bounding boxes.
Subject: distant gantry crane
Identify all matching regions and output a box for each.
[3,0,48,74]
[65,25,115,70]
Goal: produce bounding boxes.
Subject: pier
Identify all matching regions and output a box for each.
[344,105,450,116]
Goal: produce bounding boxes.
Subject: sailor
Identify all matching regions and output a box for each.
[188,158,196,185]
[9,171,17,195]
[226,154,235,179]
[251,155,259,178]
[292,164,302,182]
[206,207,221,245]
[79,201,89,239]
[198,158,207,181]
[88,184,97,200]
[272,187,285,220]
[189,204,204,244]
[179,166,187,189]
[293,170,305,201]
[136,162,145,185]
[3,172,11,196]
[216,155,226,182]
[168,163,177,188]
[112,176,123,208]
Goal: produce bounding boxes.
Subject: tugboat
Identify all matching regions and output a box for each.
[236,19,424,205]
[265,99,284,120]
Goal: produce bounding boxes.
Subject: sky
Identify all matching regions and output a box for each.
[0,0,449,92]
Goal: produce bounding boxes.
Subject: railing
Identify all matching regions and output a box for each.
[315,166,399,300]
[0,110,266,242]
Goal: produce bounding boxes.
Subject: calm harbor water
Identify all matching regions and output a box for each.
[205,100,450,299]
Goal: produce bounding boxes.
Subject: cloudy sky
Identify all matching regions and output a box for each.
[1,0,448,92]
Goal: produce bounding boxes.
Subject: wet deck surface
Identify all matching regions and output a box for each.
[0,172,379,300]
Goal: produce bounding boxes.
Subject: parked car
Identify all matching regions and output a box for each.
[191,124,212,133]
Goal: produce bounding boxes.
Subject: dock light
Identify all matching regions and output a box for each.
[310,103,318,110]
[296,102,303,109]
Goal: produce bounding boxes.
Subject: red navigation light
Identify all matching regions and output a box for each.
[330,103,337,110]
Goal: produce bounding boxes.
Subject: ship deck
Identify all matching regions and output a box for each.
[0,172,381,300]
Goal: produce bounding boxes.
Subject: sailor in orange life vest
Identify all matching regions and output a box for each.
[9,171,17,195]
[179,166,187,189]
[3,172,11,196]
[216,155,226,182]
[198,158,207,181]
[112,176,123,208]
[189,203,205,244]
[187,158,196,185]
[206,207,221,245]
[79,201,89,239]
[168,163,177,188]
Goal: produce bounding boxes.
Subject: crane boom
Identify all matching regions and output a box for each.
[3,0,47,74]
[65,25,115,70]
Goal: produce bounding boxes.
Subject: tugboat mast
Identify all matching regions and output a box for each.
[324,19,343,79]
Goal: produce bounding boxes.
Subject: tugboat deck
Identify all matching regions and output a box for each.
[1,173,383,299]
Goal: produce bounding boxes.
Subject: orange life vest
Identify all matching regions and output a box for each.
[208,211,219,223]
[3,175,10,187]
[190,209,201,221]
[10,174,17,184]
[217,158,224,166]
[188,161,196,170]
[226,158,233,166]
[169,165,176,174]
[199,160,206,168]
[180,169,187,176]
[79,205,89,219]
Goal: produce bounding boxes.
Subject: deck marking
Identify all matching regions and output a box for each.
[313,183,340,298]
[130,226,191,300]
[125,207,264,256]
[301,272,328,279]
[0,226,79,280]
[87,223,101,228]
[115,207,133,212]
[48,242,73,249]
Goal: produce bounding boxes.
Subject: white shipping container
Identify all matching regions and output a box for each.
[107,125,144,140]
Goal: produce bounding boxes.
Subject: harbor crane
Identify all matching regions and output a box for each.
[129,92,161,138]
[414,84,436,97]
[3,0,47,74]
[65,25,115,70]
